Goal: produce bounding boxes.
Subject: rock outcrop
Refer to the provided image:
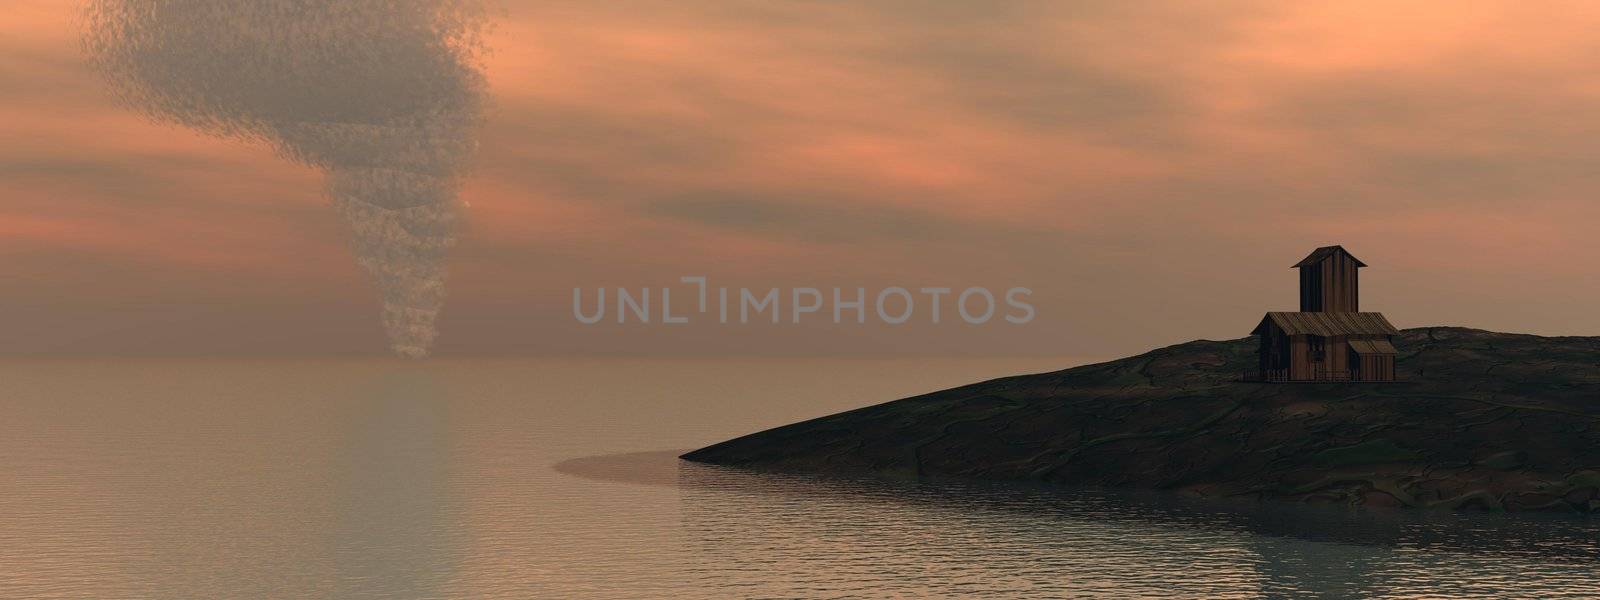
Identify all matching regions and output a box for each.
[683,328,1600,512]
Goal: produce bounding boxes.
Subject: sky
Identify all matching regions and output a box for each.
[2,0,1598,357]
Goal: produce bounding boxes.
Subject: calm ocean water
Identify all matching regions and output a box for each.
[1,358,1597,599]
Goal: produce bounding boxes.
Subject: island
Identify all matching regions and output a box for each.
[684,247,1600,512]
[683,327,1600,512]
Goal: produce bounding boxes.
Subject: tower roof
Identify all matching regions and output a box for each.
[1293,245,1367,268]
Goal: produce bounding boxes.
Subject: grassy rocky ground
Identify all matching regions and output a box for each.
[683,328,1600,512]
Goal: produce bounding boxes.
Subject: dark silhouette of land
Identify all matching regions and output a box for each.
[684,327,1600,512]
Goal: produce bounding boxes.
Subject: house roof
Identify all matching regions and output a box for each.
[1251,311,1400,337]
[1293,245,1367,268]
[1349,338,1399,355]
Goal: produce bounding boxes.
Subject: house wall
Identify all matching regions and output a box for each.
[1354,353,1395,381]
[1258,327,1291,380]
[1299,253,1361,312]
[1345,335,1397,381]
[1289,334,1348,380]
[1258,333,1273,373]
[1286,334,1356,381]
[1289,334,1311,380]
[1259,328,1396,382]
[1326,335,1349,375]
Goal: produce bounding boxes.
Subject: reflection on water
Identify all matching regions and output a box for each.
[2,358,1598,598]
[556,452,1600,599]
[332,373,457,599]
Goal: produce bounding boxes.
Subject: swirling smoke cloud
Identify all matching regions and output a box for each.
[84,0,490,358]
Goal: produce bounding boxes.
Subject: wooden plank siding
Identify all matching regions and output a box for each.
[1328,335,1349,374]
[1299,250,1362,312]
[1253,246,1396,383]
[1289,334,1311,380]
[1352,353,1395,382]
[1249,327,1395,382]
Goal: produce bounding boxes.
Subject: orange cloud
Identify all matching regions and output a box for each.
[4,0,1600,355]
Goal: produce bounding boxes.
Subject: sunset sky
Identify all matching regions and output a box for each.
[3,0,1598,357]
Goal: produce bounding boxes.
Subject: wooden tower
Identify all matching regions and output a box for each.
[1251,246,1398,382]
[1296,245,1364,312]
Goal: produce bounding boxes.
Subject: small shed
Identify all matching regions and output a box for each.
[1252,312,1399,381]
[1251,246,1399,382]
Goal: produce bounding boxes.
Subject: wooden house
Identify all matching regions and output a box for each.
[1251,246,1399,382]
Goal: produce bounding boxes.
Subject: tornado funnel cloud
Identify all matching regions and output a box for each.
[83,0,490,358]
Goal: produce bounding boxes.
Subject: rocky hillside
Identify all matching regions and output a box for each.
[683,328,1600,512]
